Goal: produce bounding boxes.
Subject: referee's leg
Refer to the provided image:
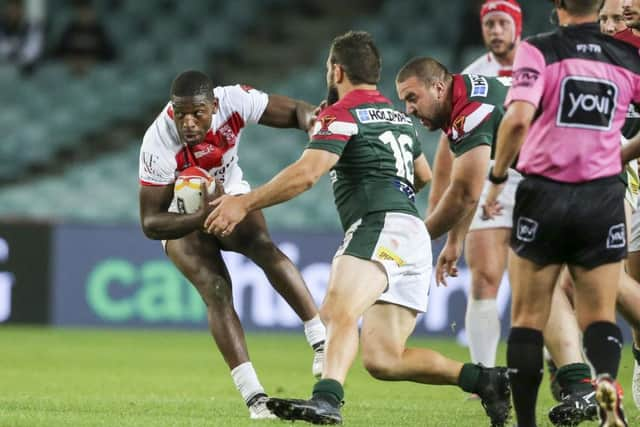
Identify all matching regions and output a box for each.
[570,262,623,378]
[507,252,563,427]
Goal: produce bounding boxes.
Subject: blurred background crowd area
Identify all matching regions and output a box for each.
[0,0,553,231]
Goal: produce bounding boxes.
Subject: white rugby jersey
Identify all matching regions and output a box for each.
[139,84,269,195]
[462,52,512,77]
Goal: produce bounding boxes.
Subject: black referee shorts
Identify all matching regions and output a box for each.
[510,175,626,269]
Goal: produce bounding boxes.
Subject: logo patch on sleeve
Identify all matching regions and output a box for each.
[469,75,489,97]
[557,76,618,131]
[512,67,540,88]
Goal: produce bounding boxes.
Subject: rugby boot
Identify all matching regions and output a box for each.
[595,374,628,427]
[548,389,597,426]
[476,366,512,427]
[267,394,342,425]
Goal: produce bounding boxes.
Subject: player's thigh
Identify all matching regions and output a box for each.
[166,231,232,301]
[509,252,563,329]
[555,266,575,302]
[568,261,622,328]
[218,209,275,258]
[321,255,388,321]
[465,228,510,292]
[329,212,432,318]
[360,302,418,360]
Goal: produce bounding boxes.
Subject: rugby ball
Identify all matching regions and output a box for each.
[173,166,216,214]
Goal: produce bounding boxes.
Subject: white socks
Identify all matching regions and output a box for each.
[304,315,326,351]
[231,362,265,405]
[465,298,500,367]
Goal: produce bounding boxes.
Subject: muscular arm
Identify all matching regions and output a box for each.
[447,201,478,246]
[258,94,316,131]
[427,132,454,215]
[139,185,204,240]
[243,149,339,211]
[205,148,339,235]
[413,153,432,193]
[425,145,490,239]
[492,101,535,178]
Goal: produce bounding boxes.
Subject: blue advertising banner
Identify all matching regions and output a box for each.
[51,224,517,344]
[0,222,51,324]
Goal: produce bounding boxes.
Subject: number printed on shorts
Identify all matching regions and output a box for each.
[379,130,414,183]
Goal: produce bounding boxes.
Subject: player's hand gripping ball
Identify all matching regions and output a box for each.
[173,166,216,214]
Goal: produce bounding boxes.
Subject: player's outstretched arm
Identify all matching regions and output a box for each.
[139,184,209,240]
[427,133,454,215]
[413,153,432,193]
[425,145,490,239]
[205,148,339,236]
[258,94,317,131]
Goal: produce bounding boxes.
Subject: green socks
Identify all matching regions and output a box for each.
[556,362,593,395]
[458,363,481,393]
[313,378,344,405]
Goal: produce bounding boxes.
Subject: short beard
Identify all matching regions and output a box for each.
[431,103,449,131]
[490,41,516,60]
[327,85,339,106]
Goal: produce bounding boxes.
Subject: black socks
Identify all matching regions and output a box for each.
[507,327,543,427]
[583,321,623,379]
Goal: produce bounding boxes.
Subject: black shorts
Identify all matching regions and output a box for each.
[510,175,627,269]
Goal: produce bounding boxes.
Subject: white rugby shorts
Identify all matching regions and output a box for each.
[335,212,432,313]
[469,165,522,231]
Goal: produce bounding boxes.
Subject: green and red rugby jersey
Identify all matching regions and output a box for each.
[308,89,423,231]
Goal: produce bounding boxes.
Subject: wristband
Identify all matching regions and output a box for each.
[488,167,508,184]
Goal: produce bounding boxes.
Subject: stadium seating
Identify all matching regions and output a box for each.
[0,0,553,229]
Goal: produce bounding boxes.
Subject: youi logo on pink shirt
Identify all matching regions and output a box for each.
[557,76,618,131]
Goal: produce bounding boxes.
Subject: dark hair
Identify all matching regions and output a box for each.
[170,70,214,100]
[396,57,450,85]
[559,0,603,15]
[330,31,381,85]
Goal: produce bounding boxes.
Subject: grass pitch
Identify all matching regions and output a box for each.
[1,326,638,426]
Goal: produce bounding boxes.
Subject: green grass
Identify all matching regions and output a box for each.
[0,326,638,426]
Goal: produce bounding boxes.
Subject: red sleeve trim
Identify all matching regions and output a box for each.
[140,180,170,187]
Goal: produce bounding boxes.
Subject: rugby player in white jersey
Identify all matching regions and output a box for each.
[138,70,326,419]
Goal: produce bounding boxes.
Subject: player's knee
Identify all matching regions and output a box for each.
[198,277,232,308]
[470,268,501,299]
[319,303,356,328]
[362,349,400,380]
